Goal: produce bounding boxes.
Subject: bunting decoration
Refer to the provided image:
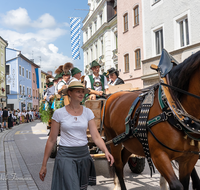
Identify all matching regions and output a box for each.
[70,17,81,60]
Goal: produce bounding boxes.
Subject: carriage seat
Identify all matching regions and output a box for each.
[151,49,179,78]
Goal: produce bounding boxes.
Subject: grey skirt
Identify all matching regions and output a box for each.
[51,145,96,190]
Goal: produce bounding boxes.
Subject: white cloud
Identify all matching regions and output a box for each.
[0,7,73,74]
[32,13,56,28]
[1,7,60,30]
[1,7,31,30]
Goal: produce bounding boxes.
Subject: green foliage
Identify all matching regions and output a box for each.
[39,102,51,124]
[55,97,65,110]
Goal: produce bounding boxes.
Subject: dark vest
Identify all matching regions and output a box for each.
[88,75,105,91]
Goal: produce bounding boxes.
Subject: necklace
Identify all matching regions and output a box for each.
[69,105,78,113]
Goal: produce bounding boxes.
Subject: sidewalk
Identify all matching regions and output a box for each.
[0,125,39,190]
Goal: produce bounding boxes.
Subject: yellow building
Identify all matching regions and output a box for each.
[0,36,8,108]
[39,70,48,105]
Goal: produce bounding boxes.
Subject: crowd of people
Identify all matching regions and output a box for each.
[0,107,40,132]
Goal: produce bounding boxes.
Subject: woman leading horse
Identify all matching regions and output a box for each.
[103,50,200,190]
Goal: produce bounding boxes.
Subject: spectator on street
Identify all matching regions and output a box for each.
[39,81,114,190]
[2,107,9,130]
[8,111,13,129]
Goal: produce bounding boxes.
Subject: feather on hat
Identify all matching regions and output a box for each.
[55,65,63,74]
[63,62,73,75]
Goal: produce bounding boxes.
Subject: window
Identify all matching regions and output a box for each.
[22,67,24,77]
[27,87,29,95]
[114,32,118,49]
[155,29,163,55]
[6,85,10,94]
[36,90,38,97]
[101,39,104,55]
[33,89,35,97]
[179,18,189,47]
[20,85,22,94]
[134,6,139,26]
[124,54,129,72]
[23,86,25,95]
[26,70,28,78]
[135,49,141,69]
[86,31,88,41]
[33,73,35,83]
[29,71,31,79]
[99,14,102,26]
[94,20,97,32]
[19,66,21,75]
[1,53,3,66]
[90,26,92,36]
[41,82,43,88]
[95,44,98,59]
[29,88,31,95]
[124,13,128,32]
[6,65,10,75]
[91,48,93,62]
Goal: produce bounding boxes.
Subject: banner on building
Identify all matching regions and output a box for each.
[35,68,41,89]
[70,17,81,60]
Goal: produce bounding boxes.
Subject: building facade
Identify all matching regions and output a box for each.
[117,0,143,89]
[82,0,118,75]
[141,0,200,87]
[31,62,40,110]
[0,36,8,108]
[39,70,48,105]
[6,48,40,110]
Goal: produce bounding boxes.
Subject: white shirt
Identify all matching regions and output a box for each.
[69,77,79,84]
[108,78,119,86]
[57,79,67,91]
[85,74,109,91]
[52,106,94,147]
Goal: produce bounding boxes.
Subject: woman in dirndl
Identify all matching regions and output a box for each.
[39,81,114,190]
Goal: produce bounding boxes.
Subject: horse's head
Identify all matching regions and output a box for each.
[169,51,200,119]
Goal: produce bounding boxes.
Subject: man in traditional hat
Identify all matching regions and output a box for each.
[107,67,124,86]
[44,76,55,102]
[85,60,109,100]
[57,62,73,94]
[54,65,63,95]
[70,67,82,83]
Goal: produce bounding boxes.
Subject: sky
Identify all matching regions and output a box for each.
[0,0,89,74]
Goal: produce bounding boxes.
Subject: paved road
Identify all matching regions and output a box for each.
[1,120,200,189]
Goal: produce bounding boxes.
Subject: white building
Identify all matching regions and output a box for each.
[141,0,200,87]
[82,0,118,75]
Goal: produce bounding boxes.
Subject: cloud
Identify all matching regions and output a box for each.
[1,7,31,30]
[1,7,58,30]
[32,13,56,28]
[0,7,73,74]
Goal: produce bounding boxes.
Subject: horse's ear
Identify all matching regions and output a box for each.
[150,64,158,71]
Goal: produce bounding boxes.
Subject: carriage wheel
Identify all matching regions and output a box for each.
[50,142,57,158]
[128,157,145,174]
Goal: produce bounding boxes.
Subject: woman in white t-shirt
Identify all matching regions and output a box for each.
[39,81,114,190]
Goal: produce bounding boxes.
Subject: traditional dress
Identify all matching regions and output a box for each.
[51,106,96,190]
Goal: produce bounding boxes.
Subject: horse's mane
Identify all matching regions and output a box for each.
[169,50,200,100]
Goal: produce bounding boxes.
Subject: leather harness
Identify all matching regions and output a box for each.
[104,49,200,176]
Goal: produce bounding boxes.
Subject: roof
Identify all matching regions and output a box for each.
[41,70,49,75]
[0,36,8,46]
[18,53,40,68]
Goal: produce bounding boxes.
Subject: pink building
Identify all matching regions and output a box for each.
[31,64,40,110]
[117,0,143,89]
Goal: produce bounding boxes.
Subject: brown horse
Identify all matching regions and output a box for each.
[103,51,200,190]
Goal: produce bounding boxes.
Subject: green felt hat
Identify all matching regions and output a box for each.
[54,74,59,80]
[62,71,71,76]
[90,60,101,69]
[47,82,54,87]
[71,67,82,77]
[103,72,109,78]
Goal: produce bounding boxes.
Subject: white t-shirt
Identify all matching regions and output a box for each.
[52,106,94,147]
[85,74,109,91]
